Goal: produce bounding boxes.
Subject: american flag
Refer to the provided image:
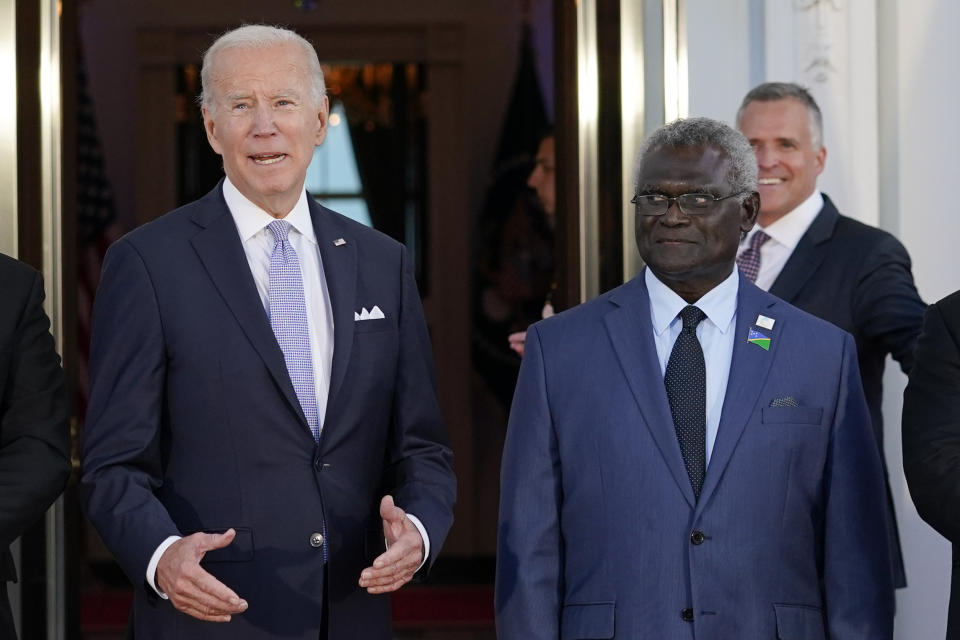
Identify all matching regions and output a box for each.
[76,48,122,420]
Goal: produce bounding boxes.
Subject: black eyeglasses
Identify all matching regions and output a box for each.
[631,192,746,216]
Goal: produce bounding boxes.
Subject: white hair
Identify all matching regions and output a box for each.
[634,117,759,196]
[199,24,326,113]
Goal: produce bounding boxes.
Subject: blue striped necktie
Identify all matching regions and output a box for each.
[267,219,320,443]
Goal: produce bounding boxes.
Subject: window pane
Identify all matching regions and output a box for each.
[305,101,364,194]
[315,196,372,228]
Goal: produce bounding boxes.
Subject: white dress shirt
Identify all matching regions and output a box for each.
[738,190,823,291]
[646,267,738,465]
[147,178,427,597]
[223,177,335,424]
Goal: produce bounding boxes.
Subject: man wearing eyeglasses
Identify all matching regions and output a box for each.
[496,117,894,638]
[736,82,925,588]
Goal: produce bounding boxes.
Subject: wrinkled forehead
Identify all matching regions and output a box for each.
[209,44,310,94]
[636,145,733,194]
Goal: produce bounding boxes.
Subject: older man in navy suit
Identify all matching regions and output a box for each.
[81,25,455,639]
[496,117,893,638]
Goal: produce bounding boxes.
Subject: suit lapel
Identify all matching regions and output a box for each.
[768,196,839,302]
[309,199,357,425]
[188,185,308,429]
[696,277,779,510]
[604,275,697,508]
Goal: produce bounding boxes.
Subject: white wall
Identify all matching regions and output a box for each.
[686,0,756,123]
[878,3,960,638]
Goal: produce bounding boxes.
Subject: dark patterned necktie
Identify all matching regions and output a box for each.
[736,230,770,283]
[664,305,707,499]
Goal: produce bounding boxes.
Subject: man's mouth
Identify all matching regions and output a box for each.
[250,153,286,165]
[758,177,785,185]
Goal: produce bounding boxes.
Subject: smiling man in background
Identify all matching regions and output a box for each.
[736,82,925,588]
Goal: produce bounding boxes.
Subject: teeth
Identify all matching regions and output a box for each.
[758,178,784,185]
[252,154,285,165]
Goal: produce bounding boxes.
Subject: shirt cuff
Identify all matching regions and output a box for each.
[146,535,182,599]
[404,514,430,572]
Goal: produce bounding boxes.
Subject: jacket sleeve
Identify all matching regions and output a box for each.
[496,324,562,639]
[823,332,895,638]
[382,245,456,572]
[80,239,181,590]
[0,269,70,552]
[903,299,960,542]
[853,233,926,374]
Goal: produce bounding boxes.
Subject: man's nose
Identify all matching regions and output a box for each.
[252,106,278,135]
[754,146,777,168]
[660,200,688,225]
[527,167,541,189]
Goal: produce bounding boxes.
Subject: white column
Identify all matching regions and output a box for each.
[878,2,960,634]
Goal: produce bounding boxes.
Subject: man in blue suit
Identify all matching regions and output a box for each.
[81,25,455,639]
[496,117,893,638]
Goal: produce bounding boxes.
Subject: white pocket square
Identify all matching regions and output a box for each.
[355,305,386,321]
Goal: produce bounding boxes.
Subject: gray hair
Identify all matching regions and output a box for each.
[199,24,327,112]
[735,81,823,149]
[635,116,758,196]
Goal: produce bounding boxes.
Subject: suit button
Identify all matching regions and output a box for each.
[309,532,324,548]
[690,530,705,545]
[681,608,694,622]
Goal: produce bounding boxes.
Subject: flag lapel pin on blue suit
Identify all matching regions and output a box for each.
[747,327,771,351]
[334,238,346,246]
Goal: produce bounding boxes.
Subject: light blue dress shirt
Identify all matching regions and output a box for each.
[645,267,739,465]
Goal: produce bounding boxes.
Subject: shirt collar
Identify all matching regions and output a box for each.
[743,189,823,250]
[645,266,739,337]
[222,177,317,245]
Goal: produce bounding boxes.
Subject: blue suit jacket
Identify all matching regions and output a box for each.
[80,184,456,639]
[496,270,893,639]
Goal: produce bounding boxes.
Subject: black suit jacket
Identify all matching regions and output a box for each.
[0,253,70,637]
[768,193,926,586]
[903,290,960,639]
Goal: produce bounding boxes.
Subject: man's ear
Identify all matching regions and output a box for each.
[314,95,330,147]
[202,107,224,156]
[741,191,760,231]
[814,144,827,176]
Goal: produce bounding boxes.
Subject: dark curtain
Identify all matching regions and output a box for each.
[472,24,552,407]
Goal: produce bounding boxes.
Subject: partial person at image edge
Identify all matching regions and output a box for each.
[0,252,70,639]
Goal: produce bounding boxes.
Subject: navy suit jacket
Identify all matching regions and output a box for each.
[903,290,960,639]
[496,270,893,639]
[768,193,925,586]
[80,184,456,639]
